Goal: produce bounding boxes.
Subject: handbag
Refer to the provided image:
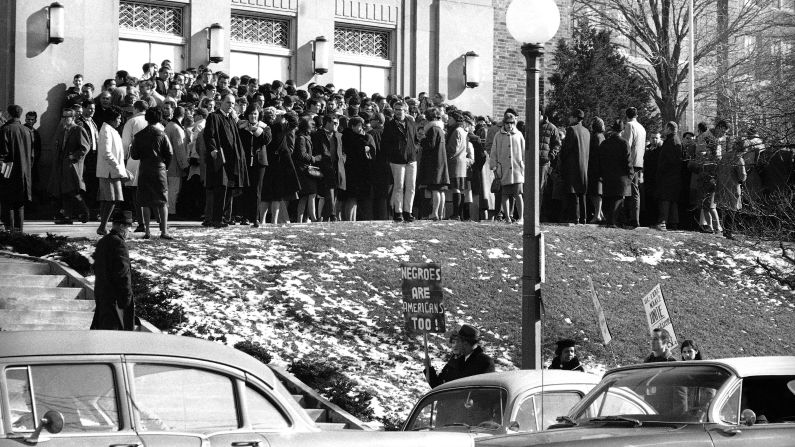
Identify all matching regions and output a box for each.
[306,165,324,179]
[490,162,502,193]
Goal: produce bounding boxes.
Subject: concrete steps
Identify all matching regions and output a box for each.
[0,256,94,331]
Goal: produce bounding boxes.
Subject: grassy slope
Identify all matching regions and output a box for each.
[109,221,794,418]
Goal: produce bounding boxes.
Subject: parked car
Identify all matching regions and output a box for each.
[476,357,795,447]
[0,331,474,447]
[402,370,601,437]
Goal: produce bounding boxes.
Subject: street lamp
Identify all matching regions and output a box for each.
[313,36,330,75]
[48,2,65,44]
[208,23,225,64]
[505,0,560,370]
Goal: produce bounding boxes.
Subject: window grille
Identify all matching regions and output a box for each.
[231,14,290,48]
[119,1,183,36]
[334,27,389,59]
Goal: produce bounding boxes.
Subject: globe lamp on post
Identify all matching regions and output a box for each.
[505,0,560,370]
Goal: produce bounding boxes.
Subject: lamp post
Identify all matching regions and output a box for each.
[505,0,560,370]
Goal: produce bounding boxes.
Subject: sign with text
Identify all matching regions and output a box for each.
[588,276,612,345]
[401,262,446,333]
[641,284,678,347]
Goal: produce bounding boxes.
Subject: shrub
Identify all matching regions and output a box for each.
[0,232,69,257]
[131,268,186,331]
[375,414,404,431]
[55,246,92,276]
[234,340,272,364]
[288,358,375,421]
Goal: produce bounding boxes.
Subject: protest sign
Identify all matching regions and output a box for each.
[588,276,612,345]
[641,284,678,347]
[401,262,446,333]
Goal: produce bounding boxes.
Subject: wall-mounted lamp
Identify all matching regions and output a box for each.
[48,2,65,44]
[313,36,329,75]
[464,51,480,88]
[208,23,225,64]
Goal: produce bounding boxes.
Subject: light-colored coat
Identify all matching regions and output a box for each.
[447,126,472,179]
[96,122,127,179]
[621,118,647,168]
[121,113,147,187]
[165,121,188,178]
[489,128,525,185]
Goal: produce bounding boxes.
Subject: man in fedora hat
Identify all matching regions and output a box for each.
[427,324,495,388]
[90,209,136,330]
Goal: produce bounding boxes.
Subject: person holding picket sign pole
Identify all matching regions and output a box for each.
[425,324,495,388]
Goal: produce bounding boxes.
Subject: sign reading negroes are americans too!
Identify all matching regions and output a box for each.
[401,262,446,333]
[642,284,678,347]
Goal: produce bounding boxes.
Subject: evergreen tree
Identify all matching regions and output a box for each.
[547,23,658,131]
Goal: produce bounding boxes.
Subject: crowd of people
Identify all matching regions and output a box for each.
[1,59,793,236]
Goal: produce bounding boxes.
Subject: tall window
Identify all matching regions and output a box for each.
[118,1,186,74]
[230,13,292,84]
[333,26,392,95]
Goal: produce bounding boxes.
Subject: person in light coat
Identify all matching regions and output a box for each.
[446,112,473,220]
[121,100,149,231]
[164,106,189,216]
[620,107,647,227]
[95,106,128,235]
[489,112,525,223]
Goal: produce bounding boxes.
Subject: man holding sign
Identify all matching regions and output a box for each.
[427,324,495,388]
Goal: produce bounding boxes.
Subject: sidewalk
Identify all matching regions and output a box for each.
[22,221,204,239]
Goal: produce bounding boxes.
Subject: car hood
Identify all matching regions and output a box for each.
[267,430,475,447]
[476,424,700,447]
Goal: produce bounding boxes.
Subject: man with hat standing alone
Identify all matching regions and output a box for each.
[559,109,591,225]
[427,324,495,388]
[90,210,136,330]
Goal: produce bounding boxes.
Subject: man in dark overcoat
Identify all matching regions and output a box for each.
[204,93,249,227]
[598,119,632,228]
[559,109,591,224]
[90,210,135,330]
[426,324,495,388]
[311,114,344,221]
[0,105,33,231]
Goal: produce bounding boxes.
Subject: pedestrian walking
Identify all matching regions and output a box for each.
[90,209,136,331]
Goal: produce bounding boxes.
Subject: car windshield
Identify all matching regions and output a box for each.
[406,387,508,431]
[571,365,732,423]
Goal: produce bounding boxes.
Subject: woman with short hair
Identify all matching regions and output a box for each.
[416,107,449,220]
[131,107,173,239]
[95,106,128,235]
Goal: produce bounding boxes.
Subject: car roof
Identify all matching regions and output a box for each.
[432,369,602,395]
[0,331,279,388]
[607,356,795,378]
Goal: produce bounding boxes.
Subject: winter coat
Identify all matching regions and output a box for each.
[540,120,561,165]
[598,133,632,197]
[587,131,605,195]
[203,110,249,189]
[47,123,90,197]
[549,356,585,372]
[239,120,272,167]
[716,150,746,211]
[121,113,147,187]
[261,120,301,201]
[90,230,135,331]
[417,121,449,187]
[427,346,496,388]
[621,118,647,168]
[95,122,127,180]
[312,129,345,191]
[0,119,33,204]
[447,126,472,179]
[382,116,418,164]
[130,125,172,207]
[368,127,392,187]
[342,127,375,198]
[294,130,320,196]
[489,127,525,186]
[655,135,684,202]
[560,122,590,194]
[165,121,188,178]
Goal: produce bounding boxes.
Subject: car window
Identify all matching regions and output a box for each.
[720,385,741,424]
[514,396,538,432]
[5,364,119,433]
[739,376,795,424]
[406,388,508,430]
[132,364,238,433]
[536,392,582,430]
[587,390,647,417]
[245,385,290,430]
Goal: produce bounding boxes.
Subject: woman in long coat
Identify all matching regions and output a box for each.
[238,105,271,226]
[587,117,605,223]
[598,119,632,228]
[294,116,321,222]
[95,106,128,235]
[716,139,747,238]
[341,116,375,221]
[655,121,684,230]
[367,112,392,220]
[48,109,91,223]
[446,113,472,220]
[130,107,173,239]
[417,108,449,220]
[489,116,525,223]
[260,112,300,224]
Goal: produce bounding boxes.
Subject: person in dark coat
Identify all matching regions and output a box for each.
[238,105,271,227]
[587,117,605,223]
[131,106,173,239]
[559,109,591,224]
[383,100,419,222]
[204,94,249,227]
[0,105,33,232]
[427,324,496,388]
[548,339,586,371]
[311,114,343,221]
[367,111,392,220]
[261,112,301,224]
[90,210,135,331]
[417,108,449,220]
[644,328,677,363]
[539,114,561,222]
[47,108,91,224]
[294,115,321,222]
[655,121,684,231]
[598,119,633,228]
[341,116,375,221]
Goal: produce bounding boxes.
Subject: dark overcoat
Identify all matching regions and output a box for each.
[47,124,90,197]
[382,116,418,164]
[598,133,632,197]
[427,346,496,388]
[294,130,319,196]
[204,110,249,188]
[587,131,605,195]
[311,129,344,190]
[130,125,171,207]
[0,119,34,204]
[90,230,135,330]
[342,128,375,199]
[656,135,684,202]
[261,120,301,201]
[560,122,591,194]
[417,123,449,187]
[368,127,393,186]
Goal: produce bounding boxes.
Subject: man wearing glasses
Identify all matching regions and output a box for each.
[489,112,525,224]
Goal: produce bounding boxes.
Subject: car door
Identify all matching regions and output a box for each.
[512,386,587,433]
[0,357,144,447]
[708,376,795,447]
[124,356,269,447]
